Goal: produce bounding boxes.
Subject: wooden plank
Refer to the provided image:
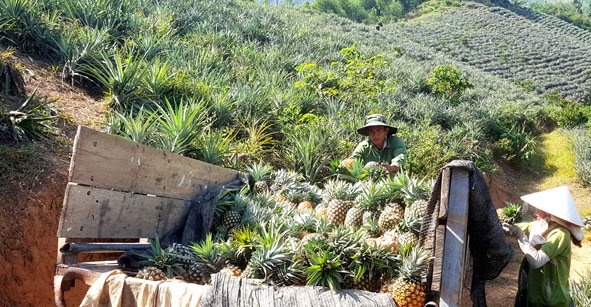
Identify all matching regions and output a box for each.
[68,126,239,200]
[57,184,190,238]
[430,224,446,294]
[439,167,451,220]
[439,168,470,307]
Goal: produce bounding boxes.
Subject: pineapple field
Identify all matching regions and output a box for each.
[2,0,591,306]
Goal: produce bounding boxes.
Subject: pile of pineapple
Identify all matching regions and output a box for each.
[137,159,434,307]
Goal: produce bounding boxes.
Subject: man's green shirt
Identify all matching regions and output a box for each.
[351,135,407,166]
[519,222,572,307]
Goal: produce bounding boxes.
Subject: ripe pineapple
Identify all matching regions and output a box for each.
[405,199,428,221]
[344,206,364,227]
[220,263,243,277]
[136,266,167,281]
[298,200,313,211]
[389,245,430,307]
[378,203,404,231]
[340,158,356,169]
[322,179,357,226]
[327,198,353,226]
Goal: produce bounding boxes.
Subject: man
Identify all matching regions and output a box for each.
[350,114,407,173]
[503,186,584,307]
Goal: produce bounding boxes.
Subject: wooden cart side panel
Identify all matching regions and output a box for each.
[439,168,470,307]
[68,126,238,200]
[57,183,190,238]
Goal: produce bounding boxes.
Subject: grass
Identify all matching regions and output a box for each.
[527,130,591,231]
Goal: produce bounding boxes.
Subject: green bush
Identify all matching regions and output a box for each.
[427,65,473,105]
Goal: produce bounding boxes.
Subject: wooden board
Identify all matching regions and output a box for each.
[439,168,470,307]
[57,184,190,238]
[68,126,239,200]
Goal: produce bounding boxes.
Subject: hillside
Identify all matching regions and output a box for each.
[1,0,591,306]
[397,2,591,102]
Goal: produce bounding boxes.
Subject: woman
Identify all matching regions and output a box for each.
[503,186,584,307]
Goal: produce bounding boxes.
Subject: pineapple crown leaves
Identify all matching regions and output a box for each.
[189,234,226,272]
[228,225,258,262]
[349,242,399,282]
[396,244,431,282]
[499,202,523,224]
[288,212,319,237]
[354,179,387,210]
[333,158,368,182]
[321,178,359,201]
[326,226,363,262]
[396,211,422,234]
[214,189,236,220]
[244,161,274,182]
[268,260,307,287]
[400,175,432,205]
[304,250,345,290]
[249,240,294,281]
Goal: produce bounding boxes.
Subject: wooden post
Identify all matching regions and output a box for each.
[439,168,470,307]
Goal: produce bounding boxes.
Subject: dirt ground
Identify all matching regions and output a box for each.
[1,54,590,307]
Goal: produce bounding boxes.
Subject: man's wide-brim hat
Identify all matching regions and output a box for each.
[520,186,583,227]
[357,114,397,136]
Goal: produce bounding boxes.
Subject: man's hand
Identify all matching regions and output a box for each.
[381,163,400,173]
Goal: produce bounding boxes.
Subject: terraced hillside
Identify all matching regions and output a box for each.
[397,2,591,102]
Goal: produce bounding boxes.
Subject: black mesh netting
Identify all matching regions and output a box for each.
[419,160,514,307]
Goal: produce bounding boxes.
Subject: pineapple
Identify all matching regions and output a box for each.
[136,266,167,281]
[405,199,428,221]
[322,179,357,226]
[389,244,430,307]
[396,210,422,248]
[137,234,180,279]
[378,203,404,231]
[364,161,388,180]
[298,200,313,211]
[327,198,353,226]
[314,202,329,218]
[245,161,274,193]
[220,264,243,277]
[341,158,356,169]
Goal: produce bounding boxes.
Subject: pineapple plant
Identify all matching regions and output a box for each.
[496,202,523,224]
[389,244,430,307]
[400,173,431,207]
[244,161,274,193]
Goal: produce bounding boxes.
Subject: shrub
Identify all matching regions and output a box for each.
[427,65,473,105]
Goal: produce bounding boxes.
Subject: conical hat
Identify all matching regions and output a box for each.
[520,186,583,227]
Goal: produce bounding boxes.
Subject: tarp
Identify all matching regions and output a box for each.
[199,273,398,307]
[80,270,208,307]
